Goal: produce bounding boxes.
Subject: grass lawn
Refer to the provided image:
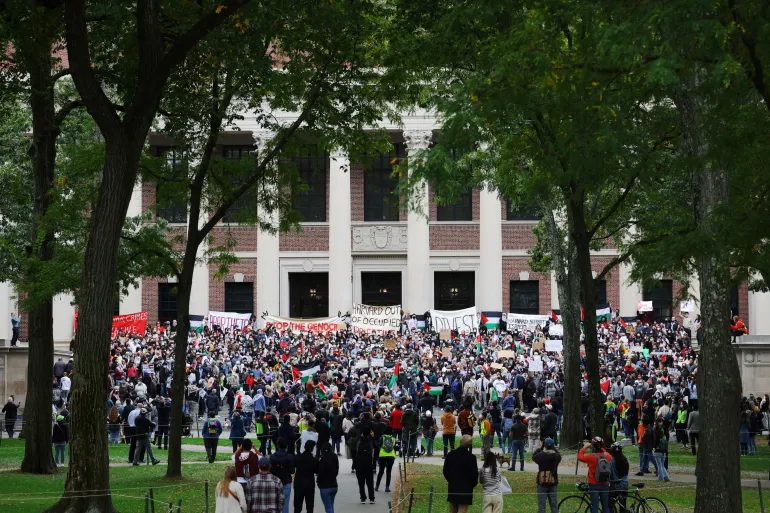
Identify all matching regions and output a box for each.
[396,464,765,513]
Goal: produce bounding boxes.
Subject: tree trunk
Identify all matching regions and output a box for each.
[542,206,583,448]
[20,35,58,475]
[44,146,140,513]
[677,83,743,513]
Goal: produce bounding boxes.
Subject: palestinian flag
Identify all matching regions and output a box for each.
[596,303,611,323]
[190,315,205,332]
[415,314,427,331]
[292,362,320,384]
[424,383,443,396]
[388,362,400,389]
[619,317,627,328]
[600,378,611,395]
[481,311,503,329]
[551,310,562,323]
[316,382,328,399]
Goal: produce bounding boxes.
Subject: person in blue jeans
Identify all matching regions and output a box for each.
[317,442,339,513]
[52,415,68,466]
[501,410,514,454]
[577,437,613,513]
[270,437,296,513]
[508,414,527,471]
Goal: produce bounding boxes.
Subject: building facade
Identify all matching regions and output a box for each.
[1,110,769,343]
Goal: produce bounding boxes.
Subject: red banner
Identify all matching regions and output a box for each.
[73,311,148,338]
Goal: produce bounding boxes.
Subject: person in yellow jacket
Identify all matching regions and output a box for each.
[480,411,492,455]
[376,426,397,493]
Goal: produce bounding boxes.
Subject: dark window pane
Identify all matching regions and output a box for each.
[643,280,673,321]
[158,283,178,324]
[364,144,403,222]
[361,272,402,306]
[155,147,187,223]
[436,191,472,221]
[291,147,328,222]
[289,272,329,317]
[113,298,121,317]
[221,145,258,223]
[510,281,539,315]
[595,280,607,305]
[731,286,740,317]
[506,199,540,221]
[434,271,475,310]
[225,282,254,314]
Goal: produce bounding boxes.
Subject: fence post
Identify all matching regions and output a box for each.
[407,488,415,513]
[145,495,149,513]
[168,501,173,513]
[388,501,392,513]
[205,480,209,513]
[177,498,182,512]
[759,480,765,513]
[575,452,579,475]
[427,484,433,513]
[150,487,156,513]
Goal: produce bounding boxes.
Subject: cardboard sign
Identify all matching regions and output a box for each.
[497,350,516,359]
[350,303,402,335]
[263,314,342,335]
[430,307,479,333]
[439,329,451,341]
[384,339,397,350]
[491,362,504,370]
[354,359,369,369]
[626,325,636,334]
[545,340,564,352]
[441,348,452,359]
[532,340,544,351]
[506,314,549,332]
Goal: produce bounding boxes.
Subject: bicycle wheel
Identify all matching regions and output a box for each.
[558,495,591,513]
[636,496,669,513]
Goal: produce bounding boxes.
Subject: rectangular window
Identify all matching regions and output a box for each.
[221,145,258,223]
[434,271,475,310]
[113,298,121,317]
[731,286,740,318]
[361,272,402,306]
[364,144,403,221]
[157,283,178,324]
[643,279,673,321]
[510,280,539,315]
[225,282,254,314]
[291,147,327,222]
[436,191,472,221]
[595,279,607,306]
[506,200,540,221]
[289,272,329,317]
[155,147,187,224]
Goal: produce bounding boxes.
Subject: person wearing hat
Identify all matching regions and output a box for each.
[52,414,69,467]
[532,438,561,513]
[244,457,285,513]
[203,410,223,464]
[577,437,613,513]
[442,435,478,513]
[133,408,160,466]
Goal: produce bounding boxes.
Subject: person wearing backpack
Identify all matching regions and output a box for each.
[652,417,670,482]
[203,411,223,464]
[532,438,561,513]
[457,402,476,437]
[577,437,613,513]
[376,425,397,492]
[479,411,492,455]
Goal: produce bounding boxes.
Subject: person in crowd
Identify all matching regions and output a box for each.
[230,411,246,453]
[294,440,319,513]
[269,438,295,513]
[246,457,285,513]
[234,439,261,492]
[52,414,69,467]
[443,435,479,513]
[687,405,700,456]
[740,410,752,456]
[577,437,613,513]
[653,417,670,482]
[422,409,438,456]
[532,438,561,513]
[156,397,171,450]
[479,411,492,455]
[108,404,122,445]
[134,407,161,466]
[731,315,748,342]
[317,442,339,513]
[354,429,376,504]
[509,414,528,471]
[2,396,19,438]
[479,450,503,513]
[203,410,223,464]
[401,403,420,458]
[635,421,657,477]
[527,407,541,454]
[299,418,319,457]
[457,402,475,437]
[376,425,397,493]
[441,405,457,458]
[608,443,629,513]
[216,466,247,513]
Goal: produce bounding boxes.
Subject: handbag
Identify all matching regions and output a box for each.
[501,475,512,495]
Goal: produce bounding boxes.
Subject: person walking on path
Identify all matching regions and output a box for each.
[508,414,528,471]
[532,438,561,513]
[376,425,397,492]
[216,466,247,513]
[653,418,670,482]
[686,406,700,456]
[422,410,437,456]
[479,451,503,513]
[203,410,224,464]
[577,437,613,513]
[479,411,492,455]
[234,439,261,492]
[401,404,420,458]
[317,442,339,513]
[230,411,247,453]
[134,408,160,466]
[527,408,542,454]
[441,405,457,458]
[443,435,479,513]
[52,414,69,466]
[269,438,295,513]
[457,402,476,437]
[355,432,376,504]
[294,439,319,513]
[246,457,285,513]
[2,396,19,438]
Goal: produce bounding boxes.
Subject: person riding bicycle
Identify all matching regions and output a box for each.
[577,436,613,513]
[608,442,629,512]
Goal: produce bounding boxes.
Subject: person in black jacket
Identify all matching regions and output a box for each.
[355,433,376,504]
[121,398,135,447]
[52,415,68,466]
[2,396,19,438]
[330,408,344,455]
[541,406,558,442]
[205,385,220,416]
[316,411,331,456]
[133,408,160,466]
[532,438,561,513]
[277,414,298,455]
[294,440,319,513]
[270,438,295,513]
[156,398,171,450]
[317,442,339,513]
[443,435,478,513]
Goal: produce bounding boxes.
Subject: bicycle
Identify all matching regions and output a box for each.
[558,481,669,513]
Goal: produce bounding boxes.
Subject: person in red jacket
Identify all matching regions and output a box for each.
[731,316,748,342]
[390,405,404,449]
[577,437,613,513]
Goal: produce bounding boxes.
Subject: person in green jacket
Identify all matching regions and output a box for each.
[674,404,689,449]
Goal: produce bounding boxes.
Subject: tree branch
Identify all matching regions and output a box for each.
[53,99,84,129]
[120,234,181,279]
[594,228,693,282]
[51,69,71,82]
[586,171,640,239]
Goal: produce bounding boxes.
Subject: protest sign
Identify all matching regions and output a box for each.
[545,339,564,352]
[350,303,402,335]
[384,339,397,350]
[354,359,369,369]
[497,350,517,359]
[680,300,695,313]
[111,311,148,338]
[532,340,544,351]
[630,346,644,352]
[439,329,451,341]
[491,362,504,370]
[209,311,253,330]
[441,348,452,359]
[430,307,479,333]
[263,315,342,335]
[370,357,385,368]
[637,301,653,312]
[506,313,550,332]
[529,356,543,372]
[549,324,563,337]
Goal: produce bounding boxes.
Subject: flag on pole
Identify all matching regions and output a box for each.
[317,382,328,399]
[596,303,611,323]
[388,362,400,389]
[292,362,320,384]
[551,310,562,323]
[424,383,443,396]
[619,317,627,329]
[481,311,503,329]
[189,315,204,332]
[600,378,611,395]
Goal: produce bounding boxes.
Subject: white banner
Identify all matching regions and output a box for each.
[549,324,563,337]
[637,301,653,312]
[370,357,385,368]
[350,303,402,335]
[208,311,252,330]
[545,339,563,352]
[430,307,479,333]
[263,315,342,335]
[680,300,695,313]
[506,314,549,332]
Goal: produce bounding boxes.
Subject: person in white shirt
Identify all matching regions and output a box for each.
[215,466,247,513]
[60,373,71,403]
[299,420,319,456]
[134,381,148,400]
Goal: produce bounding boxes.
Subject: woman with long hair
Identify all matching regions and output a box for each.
[317,442,340,513]
[479,450,503,513]
[215,466,246,513]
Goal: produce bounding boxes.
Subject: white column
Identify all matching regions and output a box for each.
[0,282,12,345]
[619,262,640,317]
[328,150,353,315]
[255,132,280,324]
[121,180,144,314]
[52,293,76,342]
[404,130,434,313]
[750,290,770,336]
[478,189,502,311]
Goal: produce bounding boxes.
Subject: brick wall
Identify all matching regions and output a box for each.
[429,225,480,250]
[501,224,537,250]
[208,259,257,313]
[428,186,480,221]
[502,257,551,315]
[210,226,257,252]
[590,256,621,310]
[279,167,330,251]
[19,312,28,342]
[142,277,170,324]
[350,163,365,222]
[141,181,155,212]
